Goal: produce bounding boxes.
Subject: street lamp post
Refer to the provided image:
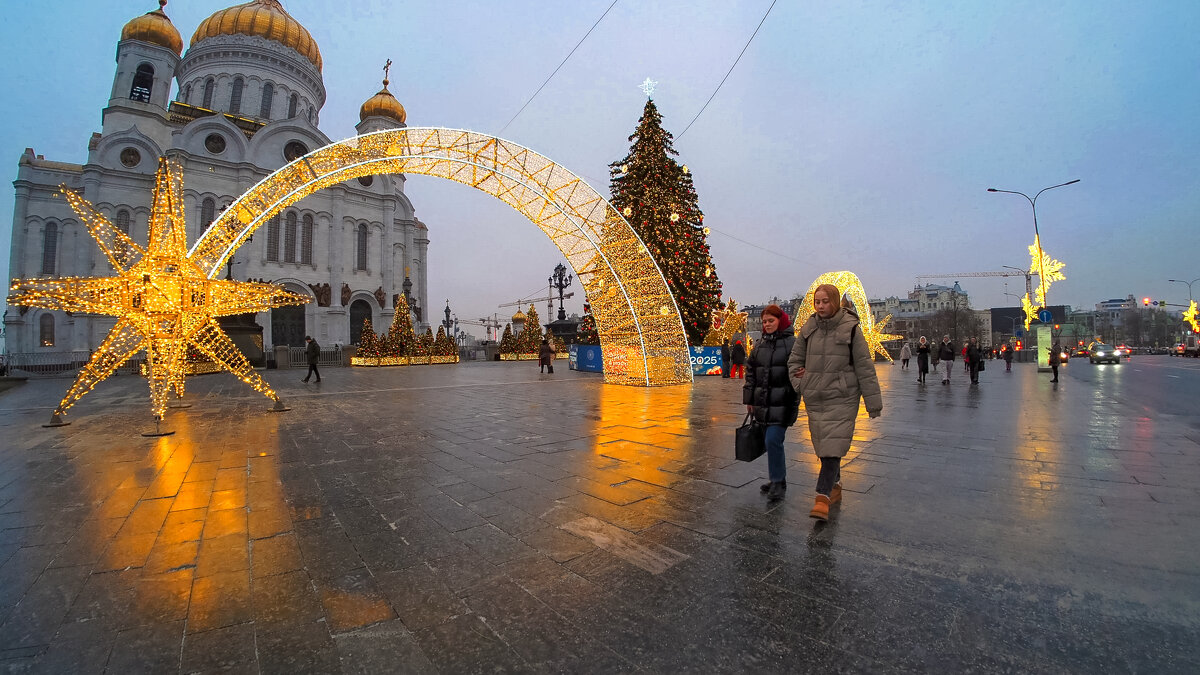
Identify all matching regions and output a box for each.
[988,180,1080,308]
[1168,278,1199,304]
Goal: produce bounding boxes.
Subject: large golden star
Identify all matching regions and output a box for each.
[1184,300,1199,333]
[1020,234,1067,329]
[8,158,309,424]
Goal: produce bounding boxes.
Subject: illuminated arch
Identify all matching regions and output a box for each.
[794,271,903,361]
[189,128,692,385]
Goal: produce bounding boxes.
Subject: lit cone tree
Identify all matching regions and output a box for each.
[575,304,599,344]
[434,325,457,357]
[517,304,543,354]
[415,327,435,356]
[387,296,417,356]
[609,98,723,345]
[499,324,516,354]
[358,317,382,359]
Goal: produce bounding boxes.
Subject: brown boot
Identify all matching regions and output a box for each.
[809,494,831,521]
[830,483,842,505]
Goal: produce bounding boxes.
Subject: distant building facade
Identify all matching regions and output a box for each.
[5,0,430,356]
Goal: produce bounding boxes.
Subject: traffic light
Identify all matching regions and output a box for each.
[1144,297,1151,306]
[1015,340,1022,350]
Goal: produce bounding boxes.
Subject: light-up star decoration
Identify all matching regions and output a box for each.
[8,158,309,425]
[702,297,748,346]
[1020,234,1066,329]
[792,271,903,361]
[1184,301,1199,333]
[639,77,658,97]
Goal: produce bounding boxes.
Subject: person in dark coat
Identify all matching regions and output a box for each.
[538,339,555,373]
[721,339,731,378]
[730,340,747,379]
[1049,341,1061,382]
[915,335,931,384]
[937,335,956,385]
[966,337,982,384]
[1003,343,1014,371]
[743,305,799,501]
[302,336,321,383]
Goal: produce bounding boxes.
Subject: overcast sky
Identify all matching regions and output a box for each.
[3,1,1198,338]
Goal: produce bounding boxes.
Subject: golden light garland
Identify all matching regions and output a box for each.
[187,127,692,385]
[792,271,902,361]
[7,158,309,423]
[1020,234,1067,329]
[1184,301,1199,333]
[702,298,748,346]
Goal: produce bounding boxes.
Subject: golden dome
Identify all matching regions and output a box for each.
[512,310,527,323]
[360,79,407,124]
[191,0,322,71]
[121,1,183,55]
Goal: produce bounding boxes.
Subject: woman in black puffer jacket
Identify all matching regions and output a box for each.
[743,304,799,501]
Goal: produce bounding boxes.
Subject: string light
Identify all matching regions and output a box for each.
[8,158,309,422]
[1183,301,1198,333]
[792,271,903,361]
[1020,234,1066,329]
[186,127,692,385]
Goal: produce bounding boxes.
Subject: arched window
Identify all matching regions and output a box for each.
[308,106,315,124]
[202,78,215,109]
[130,63,154,102]
[287,93,298,118]
[182,84,191,104]
[229,77,244,114]
[349,299,371,345]
[266,214,280,262]
[39,314,55,347]
[284,211,297,263]
[301,214,314,264]
[201,198,216,233]
[41,222,58,275]
[259,82,274,119]
[115,209,131,234]
[356,223,369,271]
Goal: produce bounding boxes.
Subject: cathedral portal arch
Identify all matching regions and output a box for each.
[190,128,692,386]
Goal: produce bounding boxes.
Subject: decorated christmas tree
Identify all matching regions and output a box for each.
[575,304,599,344]
[387,296,417,356]
[414,327,434,356]
[550,333,567,354]
[499,324,516,354]
[609,98,723,345]
[358,317,382,358]
[434,325,457,357]
[516,303,543,354]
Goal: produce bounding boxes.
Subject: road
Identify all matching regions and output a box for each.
[1063,353,1200,427]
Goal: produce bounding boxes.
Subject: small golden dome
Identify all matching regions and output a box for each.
[121,1,183,55]
[191,0,322,71]
[359,80,406,124]
[512,310,527,323]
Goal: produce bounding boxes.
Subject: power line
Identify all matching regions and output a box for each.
[678,0,777,140]
[499,0,620,135]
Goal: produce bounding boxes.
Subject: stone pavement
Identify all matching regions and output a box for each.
[0,357,1197,673]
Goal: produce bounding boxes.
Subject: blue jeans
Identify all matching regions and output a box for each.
[764,425,787,482]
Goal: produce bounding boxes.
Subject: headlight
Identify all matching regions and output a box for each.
[1096,351,1105,356]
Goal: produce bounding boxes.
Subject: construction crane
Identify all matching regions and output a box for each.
[498,293,574,320]
[916,269,1033,299]
[454,315,504,341]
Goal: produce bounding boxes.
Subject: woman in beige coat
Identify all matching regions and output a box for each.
[788,284,883,521]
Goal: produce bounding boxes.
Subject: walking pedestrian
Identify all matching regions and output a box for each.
[966,336,982,384]
[1003,343,1014,371]
[788,284,882,521]
[538,339,555,373]
[721,339,731,378]
[938,335,956,384]
[1049,341,1061,383]
[962,343,970,374]
[899,342,911,370]
[743,305,799,502]
[916,336,931,383]
[301,336,321,383]
[730,340,747,379]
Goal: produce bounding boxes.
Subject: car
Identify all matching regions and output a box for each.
[1058,348,1070,363]
[1073,347,1090,359]
[1172,343,1186,356]
[1089,343,1121,364]
[1115,345,1133,359]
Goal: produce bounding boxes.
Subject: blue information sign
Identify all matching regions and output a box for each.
[1038,309,1053,323]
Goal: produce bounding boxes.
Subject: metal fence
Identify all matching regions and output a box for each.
[284,347,344,368]
[2,351,146,378]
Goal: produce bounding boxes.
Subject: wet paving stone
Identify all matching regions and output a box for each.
[0,360,1197,672]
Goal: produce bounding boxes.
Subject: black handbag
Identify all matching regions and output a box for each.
[977,359,985,371]
[735,412,766,462]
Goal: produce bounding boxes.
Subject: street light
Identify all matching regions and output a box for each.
[988,179,1080,307]
[1168,278,1199,303]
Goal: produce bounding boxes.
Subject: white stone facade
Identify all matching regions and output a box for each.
[5,17,429,356]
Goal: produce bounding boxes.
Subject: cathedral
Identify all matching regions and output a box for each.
[4,0,431,357]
